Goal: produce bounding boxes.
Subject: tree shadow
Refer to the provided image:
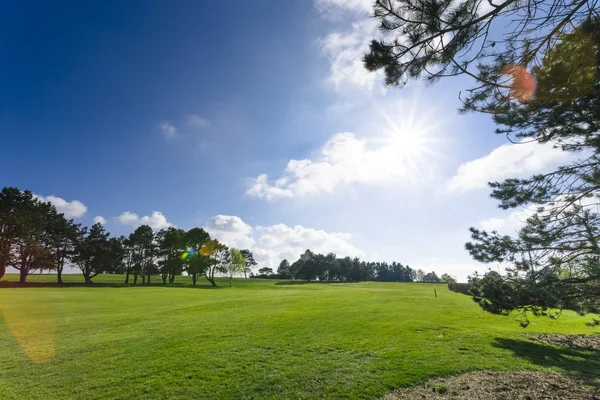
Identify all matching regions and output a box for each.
[0,282,222,289]
[275,280,349,286]
[492,337,600,385]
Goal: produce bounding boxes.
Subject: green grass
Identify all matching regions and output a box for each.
[0,274,598,399]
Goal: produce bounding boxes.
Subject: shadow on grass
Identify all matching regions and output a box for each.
[492,337,600,384]
[275,280,349,286]
[0,282,222,289]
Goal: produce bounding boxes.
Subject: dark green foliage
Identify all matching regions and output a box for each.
[240,249,257,278]
[288,249,417,283]
[363,0,595,110]
[364,0,600,323]
[72,223,117,284]
[156,227,186,284]
[258,267,274,275]
[277,258,291,278]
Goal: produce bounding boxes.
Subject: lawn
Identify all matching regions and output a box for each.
[0,274,598,399]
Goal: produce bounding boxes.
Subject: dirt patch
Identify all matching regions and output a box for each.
[527,334,600,352]
[383,371,599,400]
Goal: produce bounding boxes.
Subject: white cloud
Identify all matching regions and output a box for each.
[315,0,372,14]
[34,195,87,218]
[205,215,255,250]
[158,121,177,138]
[93,216,107,225]
[247,103,442,201]
[187,114,210,129]
[117,211,172,230]
[203,214,364,271]
[320,18,382,91]
[446,140,575,193]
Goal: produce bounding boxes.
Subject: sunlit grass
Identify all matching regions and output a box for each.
[0,276,598,399]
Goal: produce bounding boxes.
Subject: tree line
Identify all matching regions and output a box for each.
[255,249,455,283]
[0,187,255,286]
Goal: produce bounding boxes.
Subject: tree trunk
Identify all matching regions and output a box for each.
[147,273,151,284]
[244,270,247,279]
[229,276,232,287]
[169,273,175,284]
[19,267,27,283]
[134,274,138,284]
[57,266,63,284]
[141,274,146,284]
[0,264,5,280]
[162,274,167,284]
[192,274,197,286]
[125,270,130,284]
[83,272,92,285]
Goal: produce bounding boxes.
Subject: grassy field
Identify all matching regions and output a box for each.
[0,274,598,399]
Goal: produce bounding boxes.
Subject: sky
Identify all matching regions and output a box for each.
[1,0,570,281]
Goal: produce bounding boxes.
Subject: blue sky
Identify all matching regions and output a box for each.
[1,0,568,280]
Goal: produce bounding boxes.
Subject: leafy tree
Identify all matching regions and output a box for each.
[0,188,39,280]
[227,248,246,287]
[363,0,594,110]
[11,195,59,283]
[240,249,257,278]
[184,228,213,286]
[201,239,228,286]
[129,225,155,284]
[415,269,425,282]
[47,216,81,284]
[440,273,457,283]
[72,223,112,284]
[156,227,186,284]
[364,1,600,323]
[258,267,274,275]
[277,259,291,279]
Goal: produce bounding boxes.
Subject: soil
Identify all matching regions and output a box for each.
[527,334,600,352]
[383,371,600,400]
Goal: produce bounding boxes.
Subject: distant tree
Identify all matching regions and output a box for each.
[72,223,113,284]
[11,195,59,283]
[415,269,425,282]
[227,248,246,287]
[240,249,257,278]
[201,239,228,286]
[258,267,274,275]
[440,273,457,283]
[277,259,291,279]
[423,271,441,282]
[128,225,155,284]
[47,215,81,284]
[184,228,212,286]
[156,227,186,284]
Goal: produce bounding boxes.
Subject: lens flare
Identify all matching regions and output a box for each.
[1,301,56,364]
[502,64,536,103]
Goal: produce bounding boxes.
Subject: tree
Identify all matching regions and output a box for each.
[365,1,600,323]
[47,216,81,284]
[184,228,212,286]
[72,223,113,284]
[415,269,425,282]
[363,0,595,111]
[201,239,228,286]
[0,188,42,280]
[440,273,457,283]
[129,225,155,284]
[240,249,257,278]
[227,248,246,287]
[11,195,59,283]
[277,259,291,279]
[258,267,274,276]
[156,227,186,284]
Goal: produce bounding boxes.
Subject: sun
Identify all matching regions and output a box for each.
[369,98,444,183]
